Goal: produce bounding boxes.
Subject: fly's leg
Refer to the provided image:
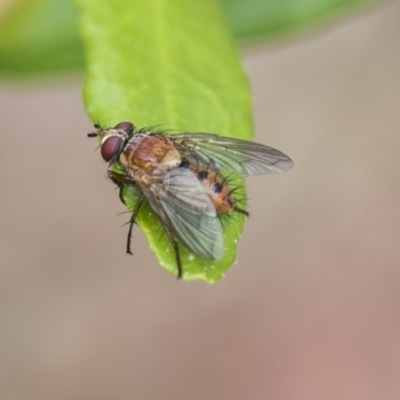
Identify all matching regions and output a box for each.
[160,223,182,279]
[173,240,183,279]
[107,170,144,254]
[125,194,144,255]
[234,206,249,217]
[107,170,136,205]
[108,170,182,278]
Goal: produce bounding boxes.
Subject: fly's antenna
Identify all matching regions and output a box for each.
[88,121,103,138]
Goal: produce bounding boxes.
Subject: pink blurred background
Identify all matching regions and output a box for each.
[1,1,400,399]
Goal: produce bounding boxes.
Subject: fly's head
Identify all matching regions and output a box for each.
[88,121,134,163]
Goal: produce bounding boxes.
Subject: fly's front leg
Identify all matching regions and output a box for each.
[107,170,144,255]
[107,170,136,205]
[108,170,182,278]
[125,194,144,255]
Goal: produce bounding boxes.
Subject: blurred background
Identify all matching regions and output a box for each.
[1,0,400,399]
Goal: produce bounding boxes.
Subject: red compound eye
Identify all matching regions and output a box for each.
[114,121,134,133]
[101,136,121,162]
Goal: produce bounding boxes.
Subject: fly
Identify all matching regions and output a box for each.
[88,121,293,278]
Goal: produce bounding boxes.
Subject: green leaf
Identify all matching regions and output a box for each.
[0,0,83,77]
[75,0,252,282]
[221,0,381,43]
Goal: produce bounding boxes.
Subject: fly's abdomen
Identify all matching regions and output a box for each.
[190,167,236,214]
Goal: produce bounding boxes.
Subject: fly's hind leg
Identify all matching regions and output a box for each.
[233,206,249,217]
[107,170,144,255]
[160,222,182,279]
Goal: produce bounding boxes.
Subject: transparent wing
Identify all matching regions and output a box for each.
[141,167,225,260]
[171,133,293,175]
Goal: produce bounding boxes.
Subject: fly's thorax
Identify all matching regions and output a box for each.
[120,134,181,173]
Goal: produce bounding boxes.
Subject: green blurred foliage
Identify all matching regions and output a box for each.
[0,0,83,77]
[0,0,381,77]
[222,0,380,43]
